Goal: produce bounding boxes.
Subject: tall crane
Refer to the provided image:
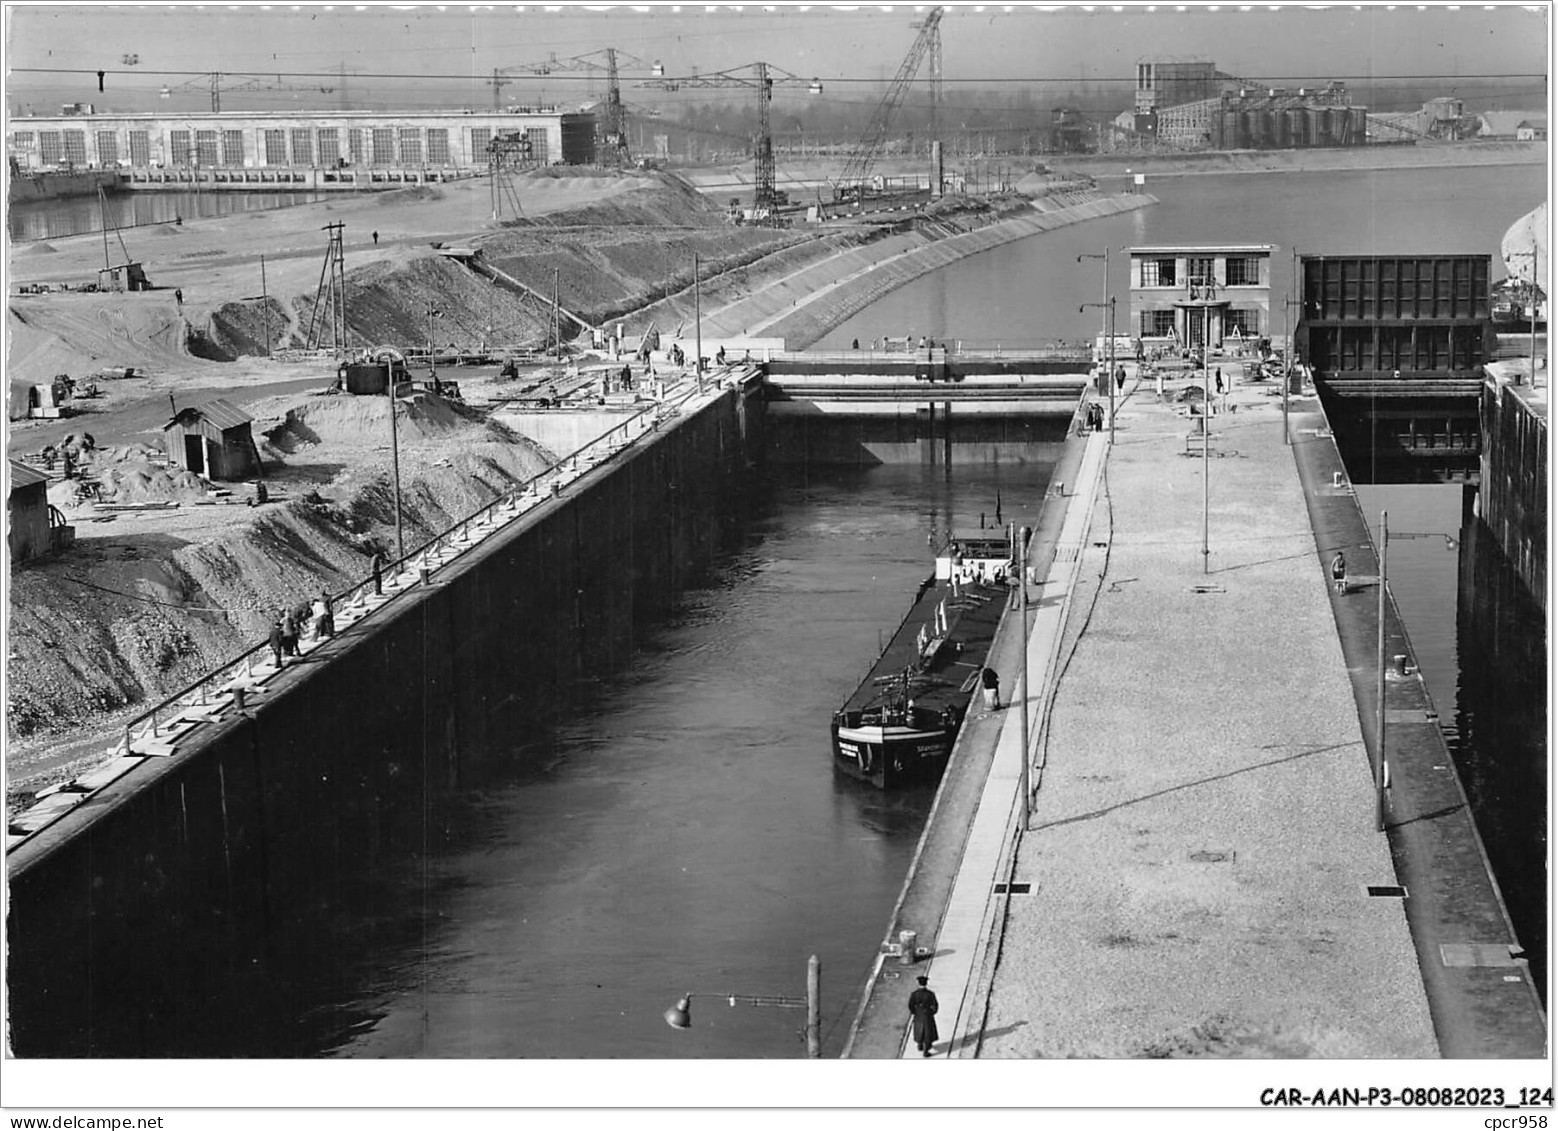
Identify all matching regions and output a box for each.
[158,71,334,113]
[488,48,647,166]
[834,6,944,203]
[639,62,823,219]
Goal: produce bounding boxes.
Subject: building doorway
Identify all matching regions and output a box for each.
[184,434,206,476]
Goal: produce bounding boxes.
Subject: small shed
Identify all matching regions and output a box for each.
[162,398,259,480]
[98,262,149,293]
[1516,118,1547,142]
[8,459,51,563]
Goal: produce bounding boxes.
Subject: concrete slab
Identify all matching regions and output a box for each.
[966,368,1447,1059]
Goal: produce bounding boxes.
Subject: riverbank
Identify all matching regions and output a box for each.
[1049,138,1547,181]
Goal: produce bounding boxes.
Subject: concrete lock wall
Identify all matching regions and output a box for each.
[1479,381,1548,605]
[5,386,760,1056]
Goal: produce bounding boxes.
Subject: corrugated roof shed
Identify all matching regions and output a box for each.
[166,398,253,432]
[8,459,49,491]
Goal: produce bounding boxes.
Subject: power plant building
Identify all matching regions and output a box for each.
[1128,244,1275,350]
[6,108,597,175]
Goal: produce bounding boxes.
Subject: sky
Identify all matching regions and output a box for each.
[3,1,1550,115]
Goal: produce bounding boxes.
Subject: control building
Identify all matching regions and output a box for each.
[1128,244,1275,350]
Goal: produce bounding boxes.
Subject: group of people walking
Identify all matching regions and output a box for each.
[267,591,335,668]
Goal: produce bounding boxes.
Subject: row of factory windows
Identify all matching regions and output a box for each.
[1138,255,1264,289]
[9,125,547,168]
[1139,308,1263,338]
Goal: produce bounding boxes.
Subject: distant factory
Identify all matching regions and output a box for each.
[6,107,598,175]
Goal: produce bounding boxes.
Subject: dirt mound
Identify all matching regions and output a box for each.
[204,297,297,358]
[95,461,214,504]
[16,241,57,255]
[272,390,508,448]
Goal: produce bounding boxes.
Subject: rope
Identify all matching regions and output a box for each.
[55,573,250,615]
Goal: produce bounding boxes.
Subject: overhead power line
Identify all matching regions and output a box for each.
[9,66,1548,84]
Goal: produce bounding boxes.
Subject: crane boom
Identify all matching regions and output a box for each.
[836,6,943,197]
[639,62,821,222]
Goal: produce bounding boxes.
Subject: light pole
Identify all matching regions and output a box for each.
[694,250,703,393]
[378,348,406,560]
[1079,297,1117,445]
[665,953,821,1058]
[1077,247,1112,443]
[1018,525,1031,829]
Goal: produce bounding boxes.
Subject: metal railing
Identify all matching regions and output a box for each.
[105,376,709,768]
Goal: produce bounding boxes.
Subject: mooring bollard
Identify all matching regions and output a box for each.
[420,565,431,586]
[233,687,246,712]
[897,929,918,966]
[1393,654,1409,677]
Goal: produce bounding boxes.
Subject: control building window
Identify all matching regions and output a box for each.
[1187,256,1216,288]
[96,132,118,165]
[170,130,193,166]
[63,130,87,165]
[129,130,150,166]
[12,131,35,150]
[472,127,492,161]
[1143,310,1176,337]
[1225,256,1260,286]
[526,128,549,163]
[290,128,313,166]
[1224,308,1260,337]
[264,129,287,165]
[371,128,395,166]
[222,130,245,166]
[398,128,422,164]
[1140,257,1176,287]
[196,130,219,167]
[348,128,365,165]
[426,128,449,165]
[316,129,340,167]
[38,131,62,164]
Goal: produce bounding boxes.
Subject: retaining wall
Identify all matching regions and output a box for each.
[6,384,762,1056]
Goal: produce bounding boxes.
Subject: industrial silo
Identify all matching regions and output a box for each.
[1287,107,1309,146]
[1221,110,1246,149]
[1272,109,1291,148]
[1246,109,1271,148]
[1329,108,1351,145]
[1309,107,1332,146]
[1348,107,1368,146]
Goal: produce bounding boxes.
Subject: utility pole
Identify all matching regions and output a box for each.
[1202,302,1210,574]
[1018,525,1031,830]
[694,251,703,392]
[1375,511,1388,832]
[260,254,271,357]
[1077,247,1111,440]
[425,300,441,380]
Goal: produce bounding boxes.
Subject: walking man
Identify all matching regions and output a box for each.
[174,288,184,312]
[908,975,939,1057]
[279,607,299,657]
[1214,367,1224,395]
[268,616,286,669]
[372,230,379,245]
[981,666,1001,711]
[1330,551,1347,595]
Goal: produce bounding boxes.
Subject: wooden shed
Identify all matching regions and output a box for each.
[162,398,259,481]
[8,459,51,563]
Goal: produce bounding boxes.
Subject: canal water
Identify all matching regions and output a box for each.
[8,188,321,242]
[307,462,1053,1058]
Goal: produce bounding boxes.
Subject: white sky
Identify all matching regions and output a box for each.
[4,2,1550,111]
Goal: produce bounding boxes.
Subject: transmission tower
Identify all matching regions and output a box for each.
[306,222,348,355]
[488,132,534,221]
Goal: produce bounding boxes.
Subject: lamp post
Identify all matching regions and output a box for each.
[383,349,406,560]
[1079,298,1117,446]
[664,953,821,1057]
[1203,301,1211,573]
[1077,247,1113,444]
[1018,525,1031,829]
[694,250,703,393]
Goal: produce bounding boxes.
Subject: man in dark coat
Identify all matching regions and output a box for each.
[908,975,939,1057]
[268,617,286,669]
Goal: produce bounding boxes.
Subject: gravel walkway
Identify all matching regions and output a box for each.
[976,364,1438,1059]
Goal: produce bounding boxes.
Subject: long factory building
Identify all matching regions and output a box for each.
[6,107,598,175]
